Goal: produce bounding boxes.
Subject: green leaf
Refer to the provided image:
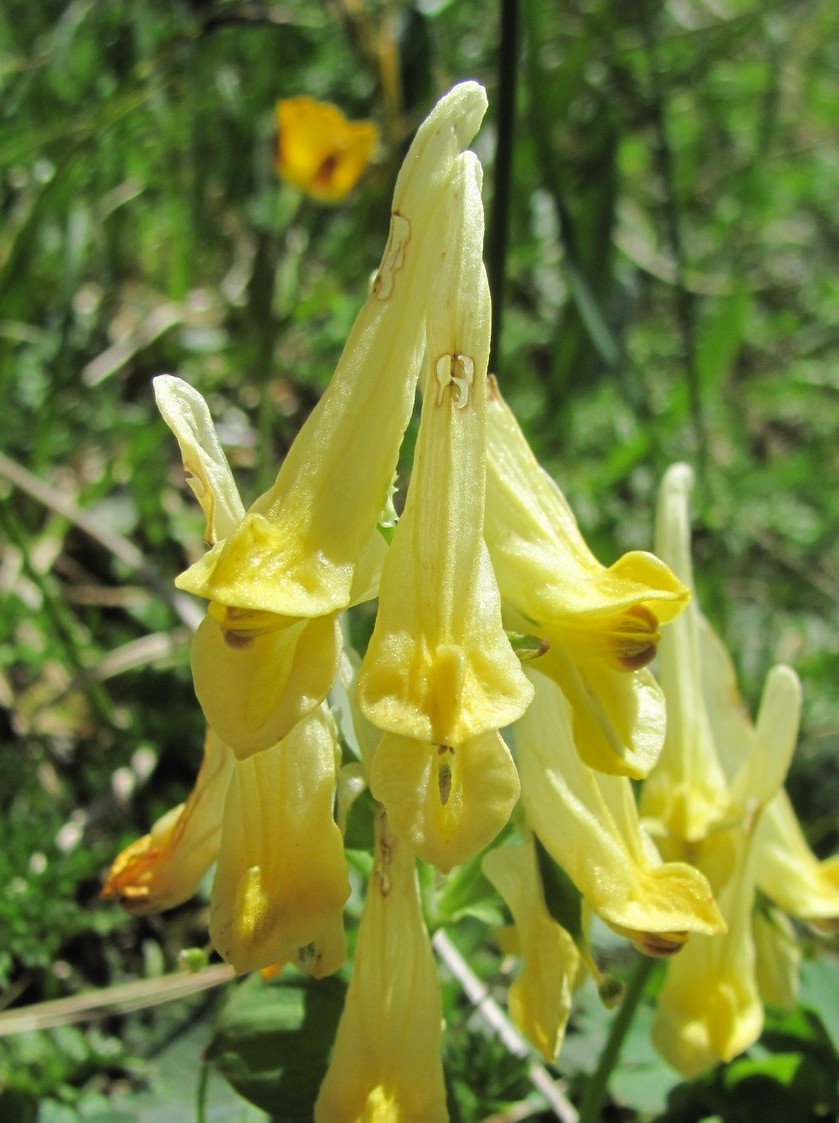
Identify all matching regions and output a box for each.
[206,973,346,1120]
[695,282,751,397]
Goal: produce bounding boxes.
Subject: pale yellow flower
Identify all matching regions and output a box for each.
[753,789,839,926]
[515,665,724,953]
[275,97,378,203]
[484,380,689,779]
[209,704,350,974]
[102,728,233,914]
[483,839,580,1062]
[359,153,532,872]
[314,811,448,1123]
[164,83,490,758]
[644,462,839,1075]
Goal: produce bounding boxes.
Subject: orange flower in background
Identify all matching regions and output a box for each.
[275,96,378,203]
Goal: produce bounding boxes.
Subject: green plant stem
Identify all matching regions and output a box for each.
[639,0,707,476]
[577,954,657,1123]
[488,0,520,374]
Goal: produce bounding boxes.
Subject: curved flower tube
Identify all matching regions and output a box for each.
[484,380,689,778]
[160,83,491,757]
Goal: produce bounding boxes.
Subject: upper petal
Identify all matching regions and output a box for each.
[153,375,245,545]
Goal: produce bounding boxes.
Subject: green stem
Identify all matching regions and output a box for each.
[195,1058,210,1123]
[488,0,520,374]
[638,0,707,476]
[577,954,657,1123]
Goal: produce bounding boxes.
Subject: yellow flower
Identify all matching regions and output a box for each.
[275,96,378,203]
[483,839,580,1063]
[643,462,839,1075]
[209,704,350,975]
[753,790,839,926]
[165,82,491,757]
[313,811,448,1123]
[102,728,234,914]
[358,152,532,872]
[484,380,689,779]
[515,664,724,952]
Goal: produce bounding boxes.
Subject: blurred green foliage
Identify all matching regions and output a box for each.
[1,0,838,1119]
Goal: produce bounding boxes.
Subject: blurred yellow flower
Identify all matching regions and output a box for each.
[314,811,448,1122]
[484,380,689,779]
[359,152,532,872]
[275,96,378,203]
[644,463,839,1076]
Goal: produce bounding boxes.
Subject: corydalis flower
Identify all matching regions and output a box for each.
[275,96,378,203]
[358,153,532,872]
[515,665,724,956]
[644,463,839,1076]
[314,811,447,1122]
[165,82,490,757]
[102,729,233,914]
[484,381,689,779]
[483,838,580,1063]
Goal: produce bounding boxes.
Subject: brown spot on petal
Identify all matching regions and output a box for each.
[614,605,661,671]
[633,930,689,957]
[438,761,452,806]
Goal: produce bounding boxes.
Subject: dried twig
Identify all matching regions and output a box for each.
[0,964,234,1037]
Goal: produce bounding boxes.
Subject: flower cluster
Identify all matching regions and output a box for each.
[103,82,837,1116]
[641,463,839,1076]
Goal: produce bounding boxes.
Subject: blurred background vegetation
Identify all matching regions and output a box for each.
[1,0,838,1120]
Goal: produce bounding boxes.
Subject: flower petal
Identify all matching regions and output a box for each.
[369,730,520,873]
[358,154,532,746]
[178,82,490,620]
[753,790,839,923]
[153,375,245,545]
[652,832,762,1076]
[190,611,341,757]
[483,841,579,1062]
[275,97,378,203]
[209,706,350,973]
